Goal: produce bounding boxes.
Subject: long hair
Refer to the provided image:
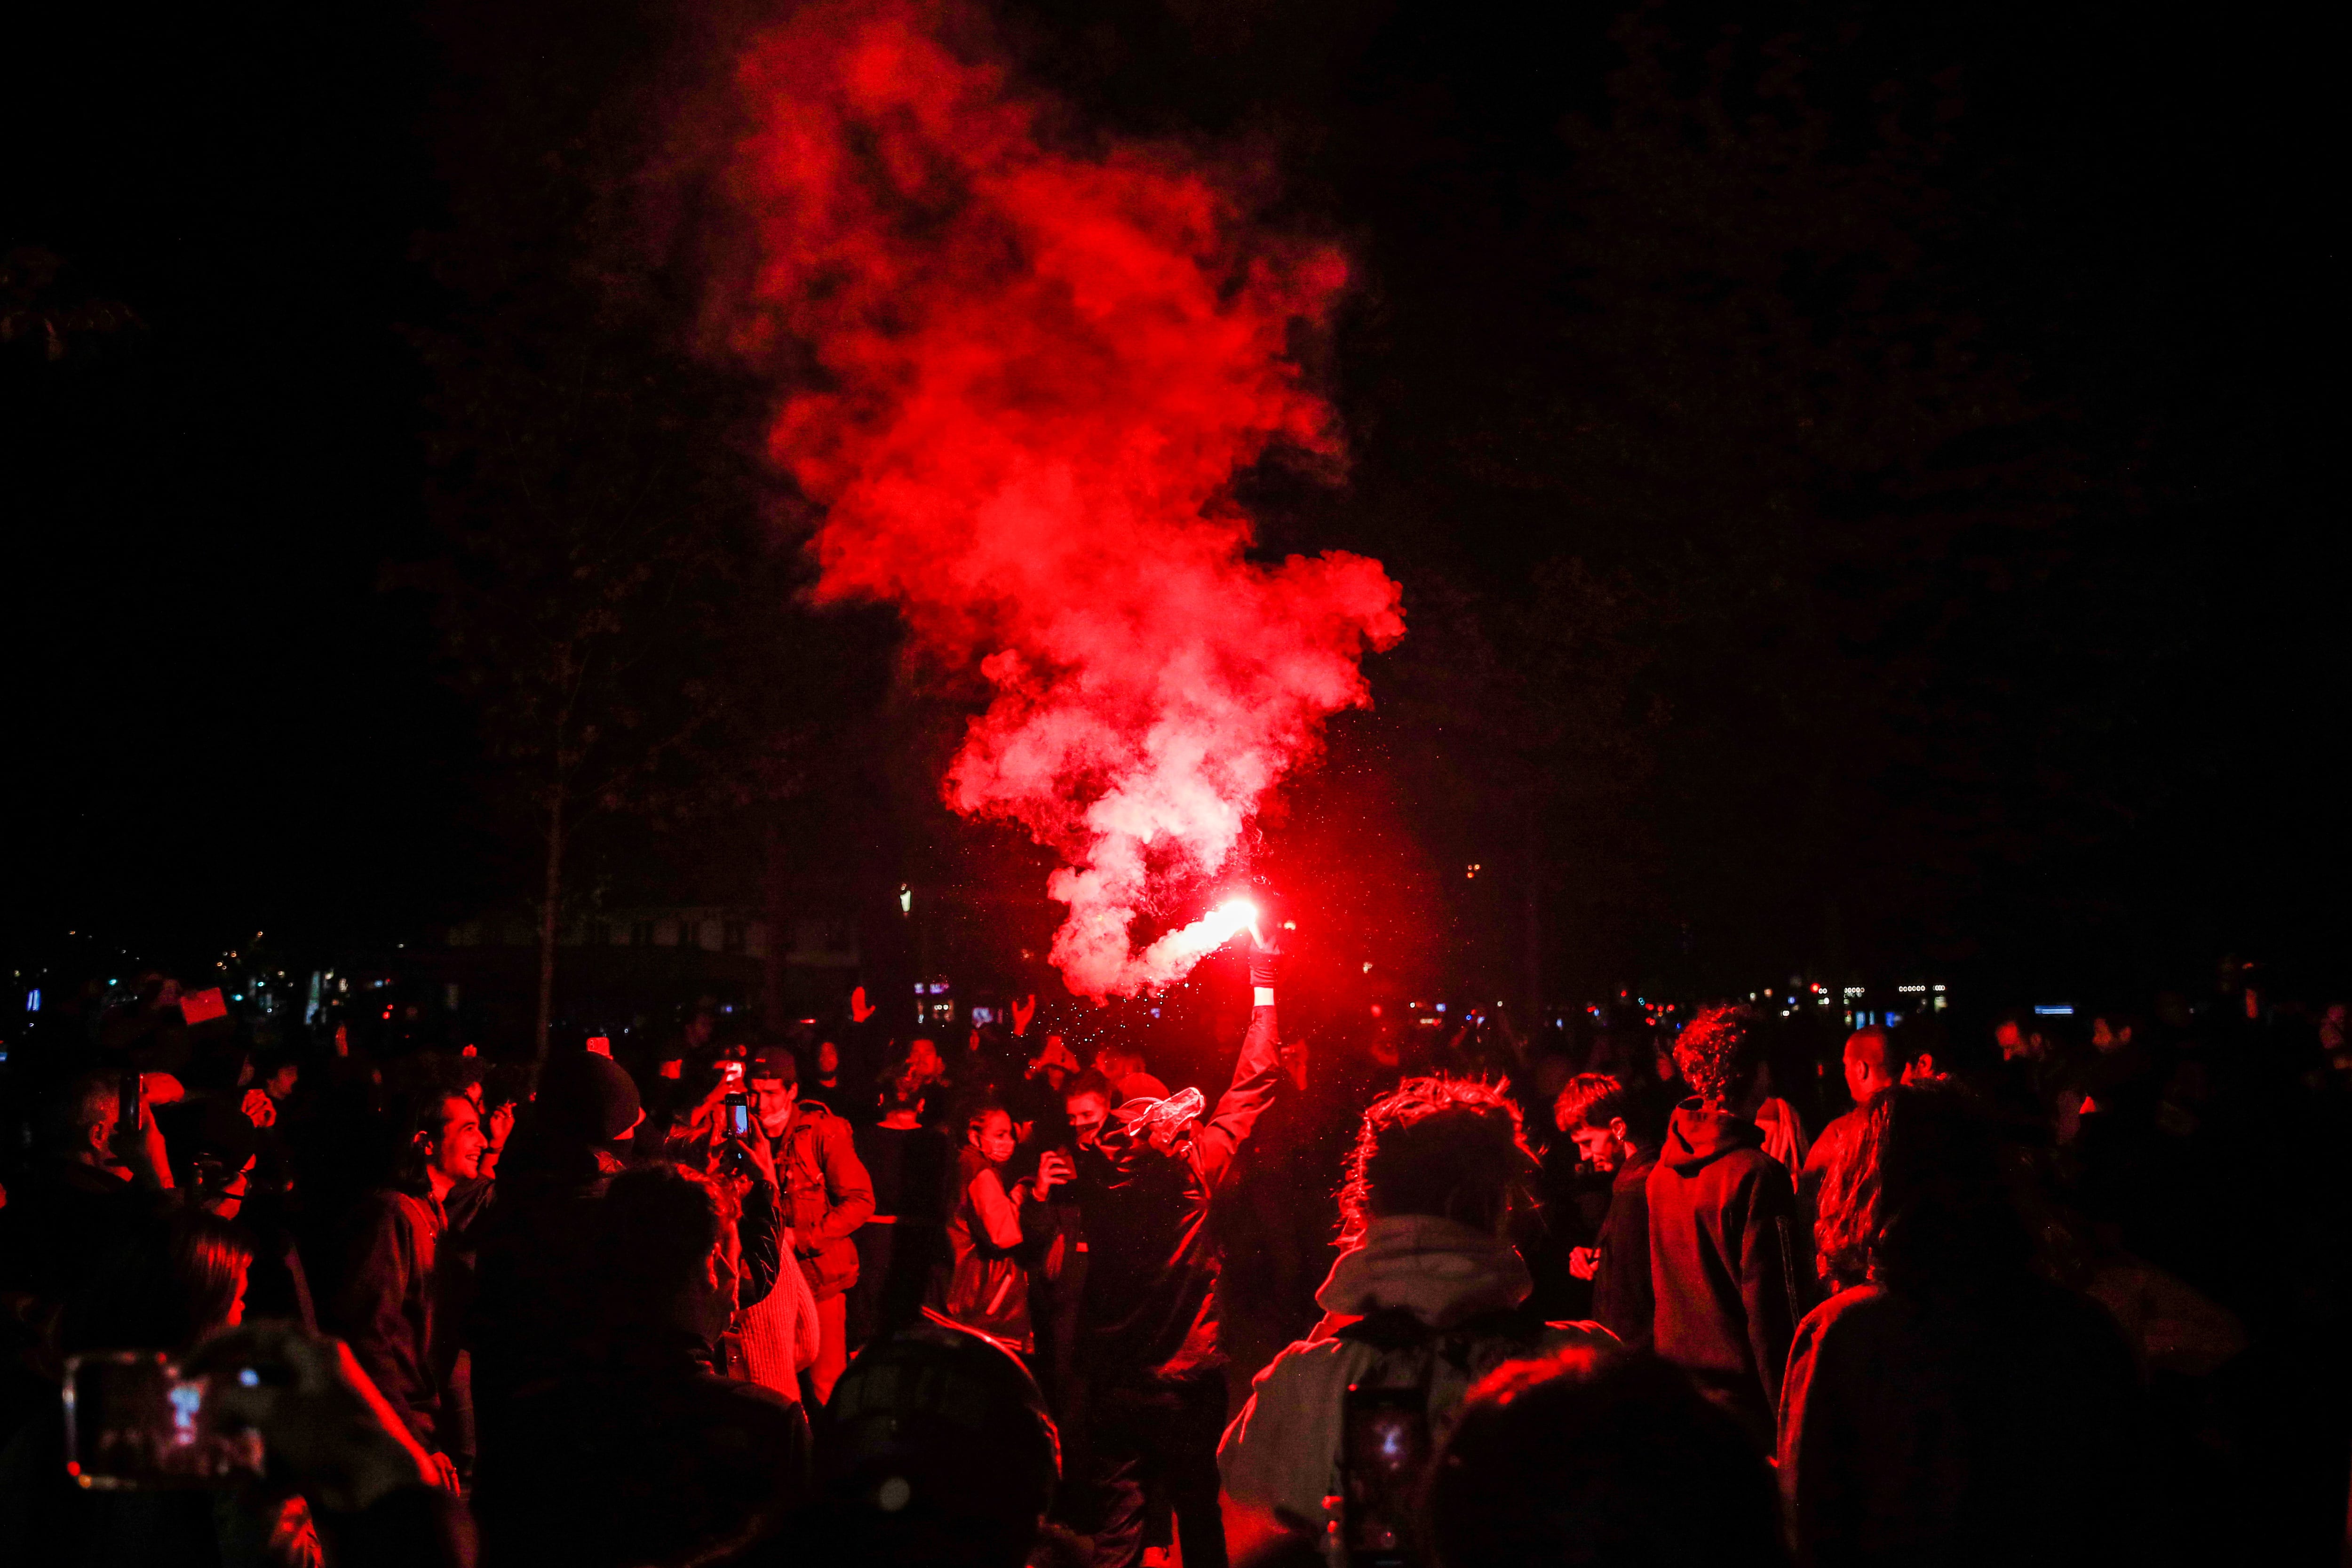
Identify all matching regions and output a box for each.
[64,1212,254,1355]
[1814,1082,2032,1293]
[1338,1076,1535,1245]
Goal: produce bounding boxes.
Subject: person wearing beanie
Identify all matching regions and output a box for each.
[469,1045,647,1452]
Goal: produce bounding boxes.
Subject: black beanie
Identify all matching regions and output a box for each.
[537,1051,644,1143]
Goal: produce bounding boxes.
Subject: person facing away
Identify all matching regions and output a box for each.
[1780,1082,2150,1568]
[1646,1003,1811,1447]
[1554,1072,1657,1351]
[847,1059,953,1352]
[475,1161,810,1568]
[1219,1076,1613,1546]
[1428,1346,1789,1568]
[1797,1028,1899,1263]
[324,1086,485,1492]
[928,1103,1073,1353]
[747,1044,874,1406]
[1064,926,1287,1568]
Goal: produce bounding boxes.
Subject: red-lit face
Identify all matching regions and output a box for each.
[817,1040,840,1076]
[1994,1021,2028,1059]
[205,1155,259,1221]
[1570,1120,1629,1173]
[1066,1091,1110,1149]
[430,1097,486,1185]
[970,1109,1015,1165]
[908,1040,944,1081]
[751,1076,796,1137]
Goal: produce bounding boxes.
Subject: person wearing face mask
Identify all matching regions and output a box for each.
[928,1104,1073,1354]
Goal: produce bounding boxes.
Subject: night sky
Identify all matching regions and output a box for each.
[6,1,2339,999]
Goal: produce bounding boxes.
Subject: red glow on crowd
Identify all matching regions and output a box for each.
[716,0,1403,999]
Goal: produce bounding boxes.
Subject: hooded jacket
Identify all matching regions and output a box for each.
[1646,1100,1809,1443]
[1218,1214,1611,1528]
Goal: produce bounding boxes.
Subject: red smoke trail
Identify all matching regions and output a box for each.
[719,0,1404,999]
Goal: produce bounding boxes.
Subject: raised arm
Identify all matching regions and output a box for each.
[1194,933,1285,1192]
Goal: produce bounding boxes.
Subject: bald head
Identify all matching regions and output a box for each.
[1843,1028,1893,1105]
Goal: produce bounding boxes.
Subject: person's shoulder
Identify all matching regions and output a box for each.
[1533,1318,1620,1352]
[1799,1281,1891,1333]
[1252,1330,1363,1392]
[696,1368,806,1423]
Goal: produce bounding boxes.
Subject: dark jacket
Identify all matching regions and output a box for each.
[1646,1101,1809,1442]
[1778,1275,2148,1568]
[476,1323,809,1568]
[1070,1003,1284,1385]
[1592,1151,1656,1350]
[325,1187,449,1450]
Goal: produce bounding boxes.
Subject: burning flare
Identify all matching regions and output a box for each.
[718,0,1403,998]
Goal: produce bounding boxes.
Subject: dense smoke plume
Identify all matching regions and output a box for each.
[717,0,1404,998]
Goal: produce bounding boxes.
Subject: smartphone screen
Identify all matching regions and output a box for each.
[727,1098,751,1138]
[64,1352,264,1489]
[1342,1384,1431,1568]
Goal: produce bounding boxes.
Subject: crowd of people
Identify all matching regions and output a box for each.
[0,944,2344,1567]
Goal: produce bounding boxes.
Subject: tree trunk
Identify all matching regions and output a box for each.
[536,787,564,1062]
[762,818,787,1029]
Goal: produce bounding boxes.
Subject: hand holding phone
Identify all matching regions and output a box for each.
[1342,1383,1432,1568]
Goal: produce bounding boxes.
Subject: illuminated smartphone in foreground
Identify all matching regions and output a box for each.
[64,1352,264,1490]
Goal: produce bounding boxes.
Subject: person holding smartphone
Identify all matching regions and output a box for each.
[927,1105,1072,1353]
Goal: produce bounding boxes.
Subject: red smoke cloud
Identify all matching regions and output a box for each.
[719,0,1404,998]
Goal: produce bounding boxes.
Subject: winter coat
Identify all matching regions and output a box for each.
[1591,1153,1656,1350]
[1071,1003,1284,1386]
[478,1322,810,1568]
[771,1101,874,1301]
[1646,1101,1809,1443]
[1778,1275,2148,1568]
[1218,1214,1611,1528]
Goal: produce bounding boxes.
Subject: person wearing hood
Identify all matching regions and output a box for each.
[1647,1003,1812,1448]
[1218,1076,1612,1550]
